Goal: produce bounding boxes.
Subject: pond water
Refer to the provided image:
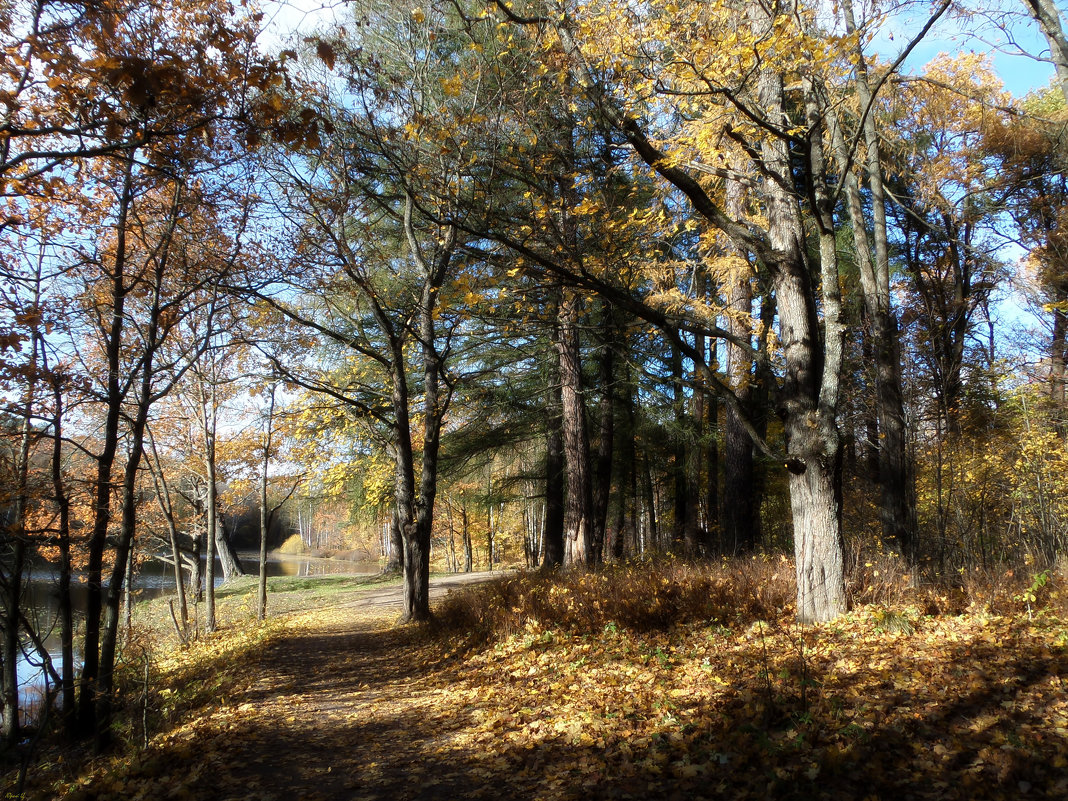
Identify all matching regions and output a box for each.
[13,553,380,723]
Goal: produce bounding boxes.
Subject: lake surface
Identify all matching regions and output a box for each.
[14,553,381,723]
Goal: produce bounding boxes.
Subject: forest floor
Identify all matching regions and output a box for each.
[9,566,1068,801]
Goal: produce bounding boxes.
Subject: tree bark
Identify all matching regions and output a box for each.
[617,366,639,560]
[694,266,717,553]
[641,448,658,552]
[47,365,76,733]
[1024,0,1068,105]
[722,165,760,554]
[670,342,697,553]
[77,156,134,736]
[556,288,592,565]
[1053,303,1068,407]
[96,346,156,749]
[0,262,46,749]
[758,51,847,622]
[216,514,245,580]
[202,395,219,632]
[838,0,919,560]
[258,382,277,620]
[590,318,615,565]
[462,505,473,572]
[401,204,455,623]
[543,373,566,569]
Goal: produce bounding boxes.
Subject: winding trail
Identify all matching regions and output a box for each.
[183,570,538,801]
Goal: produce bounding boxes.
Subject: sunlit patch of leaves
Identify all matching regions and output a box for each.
[427,574,1068,799]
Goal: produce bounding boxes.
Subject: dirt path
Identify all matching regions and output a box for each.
[177,570,538,801]
[329,569,514,613]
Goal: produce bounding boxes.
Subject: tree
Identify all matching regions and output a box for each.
[0,226,48,748]
[1023,0,1068,104]
[257,9,476,618]
[986,85,1068,408]
[0,0,281,745]
[821,0,950,559]
[470,0,848,619]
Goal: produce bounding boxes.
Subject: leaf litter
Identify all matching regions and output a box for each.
[13,574,1068,801]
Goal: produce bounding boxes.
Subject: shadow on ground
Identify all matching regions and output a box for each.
[155,617,1068,801]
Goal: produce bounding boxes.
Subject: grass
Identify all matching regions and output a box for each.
[132,571,400,642]
[215,572,399,600]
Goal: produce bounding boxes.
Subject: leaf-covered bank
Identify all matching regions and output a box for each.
[7,565,1068,801]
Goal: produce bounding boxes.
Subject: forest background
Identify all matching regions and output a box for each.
[1,0,1068,755]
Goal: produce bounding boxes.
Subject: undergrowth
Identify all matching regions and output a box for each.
[436,554,1068,643]
[434,556,798,641]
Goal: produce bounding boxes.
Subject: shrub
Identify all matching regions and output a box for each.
[275,534,306,555]
[434,556,797,641]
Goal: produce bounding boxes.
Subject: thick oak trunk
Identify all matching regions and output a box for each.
[761,61,847,623]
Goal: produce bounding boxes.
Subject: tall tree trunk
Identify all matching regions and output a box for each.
[757,42,846,622]
[670,342,699,553]
[462,506,473,572]
[1,543,24,750]
[389,358,415,580]
[694,266,717,553]
[617,367,639,560]
[77,156,134,737]
[486,471,495,569]
[722,167,760,554]
[203,433,219,632]
[258,382,277,620]
[590,317,616,565]
[148,431,188,632]
[48,367,76,733]
[94,224,185,746]
[556,289,592,565]
[1053,304,1068,408]
[838,0,921,560]
[385,508,404,573]
[641,448,658,552]
[543,376,566,569]
[0,269,44,749]
[401,205,454,623]
[96,389,151,749]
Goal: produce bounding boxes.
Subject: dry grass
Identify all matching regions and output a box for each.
[434,556,798,640]
[436,553,1068,644]
[845,551,1068,618]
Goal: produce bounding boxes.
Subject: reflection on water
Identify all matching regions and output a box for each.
[13,553,380,723]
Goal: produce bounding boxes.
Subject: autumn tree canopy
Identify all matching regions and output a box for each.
[2,0,1068,748]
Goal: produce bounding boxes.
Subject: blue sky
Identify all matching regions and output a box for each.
[868,2,1058,99]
